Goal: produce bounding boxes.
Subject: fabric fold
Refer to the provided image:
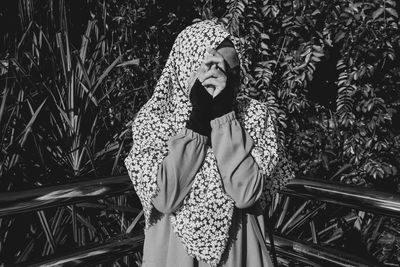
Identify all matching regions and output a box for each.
[211,111,264,209]
[153,128,209,214]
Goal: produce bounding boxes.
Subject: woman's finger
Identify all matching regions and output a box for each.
[198,66,226,83]
[198,68,218,83]
[201,77,225,97]
[206,47,217,55]
[198,62,209,73]
[189,62,211,90]
[213,86,224,98]
[201,77,219,88]
[203,84,215,96]
[204,54,225,72]
[214,64,227,76]
[204,54,224,64]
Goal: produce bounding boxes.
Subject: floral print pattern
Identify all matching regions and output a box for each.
[124,20,295,266]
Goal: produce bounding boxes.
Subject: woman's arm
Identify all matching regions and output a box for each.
[152,128,208,214]
[210,111,264,209]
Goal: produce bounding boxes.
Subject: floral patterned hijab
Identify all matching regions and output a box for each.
[124,20,295,266]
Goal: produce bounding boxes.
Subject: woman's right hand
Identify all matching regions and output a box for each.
[197,48,228,98]
[186,78,213,139]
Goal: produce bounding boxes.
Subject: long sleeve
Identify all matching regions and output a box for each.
[152,128,209,214]
[210,111,264,209]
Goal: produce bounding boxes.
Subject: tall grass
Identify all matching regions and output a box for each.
[0,0,139,188]
[0,0,143,265]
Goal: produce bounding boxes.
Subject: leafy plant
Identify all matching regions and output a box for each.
[217,0,400,265]
[0,0,143,265]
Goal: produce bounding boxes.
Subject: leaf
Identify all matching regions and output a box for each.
[78,80,98,106]
[312,9,321,16]
[334,31,345,43]
[386,8,398,18]
[261,42,269,50]
[312,51,324,58]
[75,52,92,88]
[305,52,311,63]
[117,59,140,67]
[372,7,385,20]
[126,210,144,234]
[0,81,9,125]
[92,54,123,94]
[19,98,48,145]
[311,56,321,62]
[17,21,34,51]
[260,33,269,40]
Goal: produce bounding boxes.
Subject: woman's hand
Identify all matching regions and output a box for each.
[198,48,228,98]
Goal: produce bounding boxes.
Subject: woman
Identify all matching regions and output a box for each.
[124,20,294,267]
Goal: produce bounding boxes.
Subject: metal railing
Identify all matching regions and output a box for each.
[283,177,400,218]
[0,175,134,217]
[1,175,399,266]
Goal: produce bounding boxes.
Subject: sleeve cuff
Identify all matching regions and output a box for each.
[210,111,236,129]
[181,127,209,144]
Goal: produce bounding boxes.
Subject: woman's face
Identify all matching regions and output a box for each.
[216,45,239,70]
[216,45,241,95]
[187,38,241,97]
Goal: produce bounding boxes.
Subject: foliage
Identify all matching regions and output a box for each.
[0,0,127,189]
[216,1,400,265]
[219,0,400,188]
[0,195,144,265]
[0,0,143,265]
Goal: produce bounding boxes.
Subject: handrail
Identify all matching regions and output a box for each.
[2,176,400,219]
[9,231,376,267]
[270,234,375,267]
[0,175,134,217]
[281,177,400,218]
[12,232,145,267]
[1,176,398,266]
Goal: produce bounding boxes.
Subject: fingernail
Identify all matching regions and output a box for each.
[206,47,216,55]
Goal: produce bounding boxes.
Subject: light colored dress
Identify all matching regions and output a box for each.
[124,20,295,267]
[142,111,273,267]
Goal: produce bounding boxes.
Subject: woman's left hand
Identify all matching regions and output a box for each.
[198,48,228,98]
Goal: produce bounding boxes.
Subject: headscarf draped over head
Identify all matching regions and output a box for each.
[124,20,295,266]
